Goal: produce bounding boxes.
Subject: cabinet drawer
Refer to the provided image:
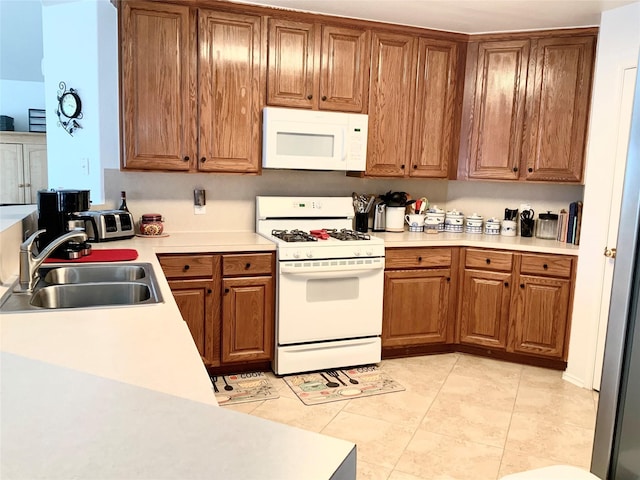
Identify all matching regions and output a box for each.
[158,255,214,278]
[520,253,573,278]
[385,248,452,269]
[223,253,273,277]
[465,248,513,271]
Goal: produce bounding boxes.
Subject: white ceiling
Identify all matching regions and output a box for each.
[231,0,638,33]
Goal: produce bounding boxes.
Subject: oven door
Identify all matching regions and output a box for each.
[277,259,384,344]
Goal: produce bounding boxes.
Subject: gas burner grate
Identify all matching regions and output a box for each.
[271,229,318,242]
[324,228,371,241]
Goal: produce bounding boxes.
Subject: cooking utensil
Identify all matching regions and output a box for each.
[320,372,339,388]
[211,375,219,393]
[505,208,518,220]
[327,370,347,386]
[341,370,359,384]
[222,376,234,391]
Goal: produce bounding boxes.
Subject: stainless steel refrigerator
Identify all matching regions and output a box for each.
[591,61,640,478]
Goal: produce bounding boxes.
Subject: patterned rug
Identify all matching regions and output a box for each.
[209,372,279,406]
[284,365,405,406]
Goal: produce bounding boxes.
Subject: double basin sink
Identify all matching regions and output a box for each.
[0,263,163,312]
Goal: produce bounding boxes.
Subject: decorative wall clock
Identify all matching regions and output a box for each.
[56,81,83,136]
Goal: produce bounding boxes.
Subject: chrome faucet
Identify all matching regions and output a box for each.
[19,229,88,292]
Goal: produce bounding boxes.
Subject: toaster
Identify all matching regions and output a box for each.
[77,210,136,242]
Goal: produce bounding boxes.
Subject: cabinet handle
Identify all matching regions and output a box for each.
[504,281,509,287]
[245,262,251,270]
[307,94,313,100]
[528,167,533,173]
[183,265,190,271]
[446,277,451,282]
[183,156,190,162]
[224,288,230,294]
[321,95,327,101]
[417,256,422,262]
[200,157,207,163]
[543,264,548,270]
[207,289,212,294]
[18,183,25,187]
[520,283,525,289]
[486,258,491,264]
[513,166,518,172]
[25,183,31,187]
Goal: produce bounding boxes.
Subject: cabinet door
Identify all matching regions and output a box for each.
[319,25,369,112]
[366,31,416,177]
[383,269,452,347]
[508,275,571,358]
[459,269,511,349]
[465,40,530,180]
[23,143,47,204]
[199,10,263,173]
[169,279,219,367]
[221,276,274,363]
[267,19,315,108]
[522,35,595,182]
[0,143,24,204]
[410,37,460,178]
[121,1,195,170]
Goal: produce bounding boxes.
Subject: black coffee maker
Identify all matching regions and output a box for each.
[37,189,91,254]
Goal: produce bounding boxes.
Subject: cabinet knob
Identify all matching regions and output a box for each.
[321,95,327,101]
[307,94,313,100]
[207,289,212,294]
[413,164,417,169]
[543,264,548,269]
[25,183,31,187]
[528,167,533,173]
[446,277,451,282]
[183,156,190,162]
[200,157,207,163]
[224,288,230,294]
[183,264,190,271]
[486,258,491,264]
[520,283,525,289]
[504,281,509,287]
[417,256,422,262]
[513,167,518,172]
[245,262,251,270]
[401,164,405,170]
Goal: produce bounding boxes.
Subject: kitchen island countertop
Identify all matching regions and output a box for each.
[0,232,356,480]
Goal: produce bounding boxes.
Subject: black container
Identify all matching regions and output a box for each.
[355,212,368,233]
[37,189,90,251]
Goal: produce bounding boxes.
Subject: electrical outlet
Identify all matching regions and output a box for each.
[194,205,206,215]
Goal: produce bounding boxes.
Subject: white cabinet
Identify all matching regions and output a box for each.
[0,133,47,204]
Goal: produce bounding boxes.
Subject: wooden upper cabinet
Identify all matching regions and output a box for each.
[367,31,416,177]
[462,39,530,180]
[319,25,370,112]
[522,35,596,182]
[267,19,315,108]
[120,1,195,170]
[267,19,369,112]
[198,10,262,173]
[410,37,461,178]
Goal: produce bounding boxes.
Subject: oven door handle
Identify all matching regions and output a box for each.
[280,264,383,277]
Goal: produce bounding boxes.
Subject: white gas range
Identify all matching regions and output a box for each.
[256,196,385,375]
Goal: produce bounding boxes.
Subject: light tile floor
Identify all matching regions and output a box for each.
[224,353,597,480]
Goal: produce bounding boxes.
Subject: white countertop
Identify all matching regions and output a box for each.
[1,232,357,480]
[374,230,580,255]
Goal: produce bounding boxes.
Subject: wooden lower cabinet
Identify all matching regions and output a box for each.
[382,247,457,355]
[459,269,511,349]
[159,252,275,372]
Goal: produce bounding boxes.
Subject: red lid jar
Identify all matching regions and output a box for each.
[140,213,164,235]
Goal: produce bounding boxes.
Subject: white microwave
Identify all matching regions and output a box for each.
[262,107,368,171]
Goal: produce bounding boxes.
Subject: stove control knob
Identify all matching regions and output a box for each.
[354,250,361,256]
[292,251,301,259]
[306,251,314,258]
[366,250,373,256]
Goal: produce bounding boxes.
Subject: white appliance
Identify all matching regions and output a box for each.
[262,107,368,171]
[256,196,385,375]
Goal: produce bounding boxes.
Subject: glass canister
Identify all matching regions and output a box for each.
[536,211,559,239]
[140,213,164,235]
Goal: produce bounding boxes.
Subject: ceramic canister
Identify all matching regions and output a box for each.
[465,213,483,234]
[484,218,501,235]
[426,206,445,232]
[444,209,464,233]
[501,219,517,236]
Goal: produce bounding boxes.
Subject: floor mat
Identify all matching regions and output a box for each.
[209,372,279,406]
[283,366,405,406]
